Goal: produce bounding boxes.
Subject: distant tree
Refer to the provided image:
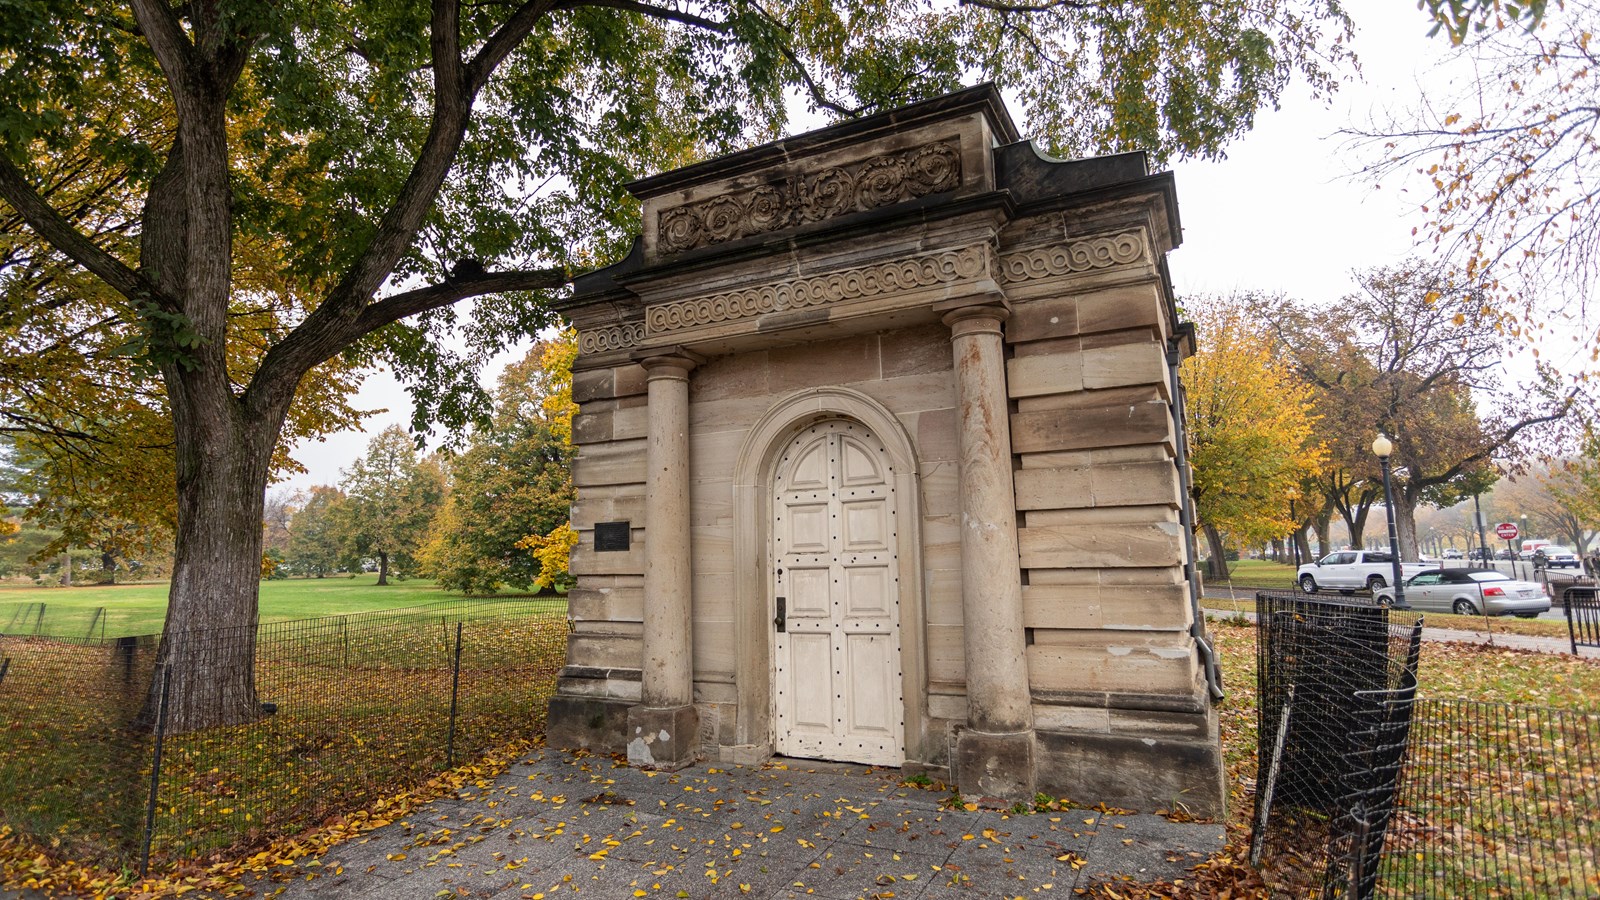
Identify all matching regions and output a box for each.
[261,489,298,558]
[1182,296,1326,579]
[421,333,576,593]
[286,486,345,579]
[1508,457,1600,552]
[337,427,445,585]
[1272,262,1576,559]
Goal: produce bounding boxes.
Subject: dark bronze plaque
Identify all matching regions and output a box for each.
[594,521,631,552]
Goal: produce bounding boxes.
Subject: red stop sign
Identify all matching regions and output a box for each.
[1495,522,1520,541]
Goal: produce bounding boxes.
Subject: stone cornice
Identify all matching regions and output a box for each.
[655,140,963,255]
[645,245,993,335]
[999,231,1146,283]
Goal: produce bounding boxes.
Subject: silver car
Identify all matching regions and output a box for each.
[1374,568,1551,617]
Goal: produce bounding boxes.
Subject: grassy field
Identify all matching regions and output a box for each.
[0,576,549,637]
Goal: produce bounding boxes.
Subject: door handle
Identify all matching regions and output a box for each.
[774,596,786,633]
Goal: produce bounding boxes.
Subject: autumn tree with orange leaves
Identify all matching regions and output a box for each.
[1182,295,1326,579]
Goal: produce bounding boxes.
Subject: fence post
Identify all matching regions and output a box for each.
[140,667,172,877]
[446,621,463,769]
[1250,684,1294,866]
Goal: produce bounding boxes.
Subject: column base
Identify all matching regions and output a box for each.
[955,728,1036,805]
[626,704,700,770]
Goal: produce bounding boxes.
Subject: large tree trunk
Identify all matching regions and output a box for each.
[147,399,283,733]
[1393,490,1420,561]
[1315,509,1332,557]
[1202,524,1230,580]
[376,550,389,586]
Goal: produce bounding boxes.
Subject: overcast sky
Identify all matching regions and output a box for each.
[278,0,1556,492]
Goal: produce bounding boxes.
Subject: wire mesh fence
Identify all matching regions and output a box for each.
[1253,591,1600,899]
[1380,700,1600,898]
[1251,592,1425,895]
[0,598,569,873]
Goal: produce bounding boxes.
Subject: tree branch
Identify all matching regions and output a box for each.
[468,0,558,92]
[552,0,730,33]
[0,156,169,308]
[128,0,197,104]
[353,267,568,335]
[246,267,567,420]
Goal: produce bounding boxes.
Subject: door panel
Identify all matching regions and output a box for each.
[772,421,904,766]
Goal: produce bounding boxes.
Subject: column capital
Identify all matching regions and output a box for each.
[941,301,1010,336]
[633,346,705,378]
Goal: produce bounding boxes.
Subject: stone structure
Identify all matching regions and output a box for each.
[546,85,1225,815]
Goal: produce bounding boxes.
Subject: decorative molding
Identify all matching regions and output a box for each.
[647,246,991,334]
[999,231,1146,283]
[655,140,963,254]
[578,321,645,355]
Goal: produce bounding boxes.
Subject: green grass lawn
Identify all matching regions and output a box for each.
[0,576,546,637]
[1207,558,1301,588]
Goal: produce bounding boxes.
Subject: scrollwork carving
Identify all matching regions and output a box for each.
[578,321,646,355]
[646,246,990,333]
[999,232,1147,283]
[654,139,963,254]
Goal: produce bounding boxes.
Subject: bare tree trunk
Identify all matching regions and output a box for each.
[1315,510,1332,557]
[59,552,70,586]
[1202,524,1230,580]
[376,550,389,586]
[1393,492,1420,561]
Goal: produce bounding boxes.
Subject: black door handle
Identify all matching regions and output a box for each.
[774,596,786,632]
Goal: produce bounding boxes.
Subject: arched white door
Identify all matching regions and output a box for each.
[771,420,904,766]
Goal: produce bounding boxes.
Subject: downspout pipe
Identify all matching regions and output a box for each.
[1168,324,1224,701]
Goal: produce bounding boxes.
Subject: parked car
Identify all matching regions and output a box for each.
[1495,548,1517,560]
[1443,548,1464,559]
[1468,547,1495,562]
[1374,568,1551,617]
[1296,550,1432,595]
[1541,546,1581,569]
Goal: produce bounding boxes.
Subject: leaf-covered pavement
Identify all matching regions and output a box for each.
[238,750,1224,900]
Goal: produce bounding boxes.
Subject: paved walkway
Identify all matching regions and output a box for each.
[231,749,1224,899]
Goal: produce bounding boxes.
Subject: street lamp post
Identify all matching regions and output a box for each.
[1473,491,1489,566]
[1373,434,1408,609]
[1520,514,1529,580]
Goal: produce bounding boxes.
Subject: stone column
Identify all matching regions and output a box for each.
[627,348,703,769]
[942,302,1035,802]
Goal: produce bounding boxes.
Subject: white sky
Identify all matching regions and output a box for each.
[278,0,1557,492]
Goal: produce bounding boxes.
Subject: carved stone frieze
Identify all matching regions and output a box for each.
[578,321,646,355]
[655,140,963,254]
[999,231,1146,283]
[647,245,992,334]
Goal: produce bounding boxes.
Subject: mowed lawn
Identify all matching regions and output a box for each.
[0,577,543,637]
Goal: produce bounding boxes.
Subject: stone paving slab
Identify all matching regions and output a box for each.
[229,749,1224,899]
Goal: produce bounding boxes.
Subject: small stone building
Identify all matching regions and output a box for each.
[546,85,1224,815]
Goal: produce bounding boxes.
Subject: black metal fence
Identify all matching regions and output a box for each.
[1253,591,1600,899]
[1565,585,1600,653]
[1251,592,1424,896]
[0,599,569,873]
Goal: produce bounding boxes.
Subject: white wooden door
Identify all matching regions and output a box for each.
[772,420,904,766]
